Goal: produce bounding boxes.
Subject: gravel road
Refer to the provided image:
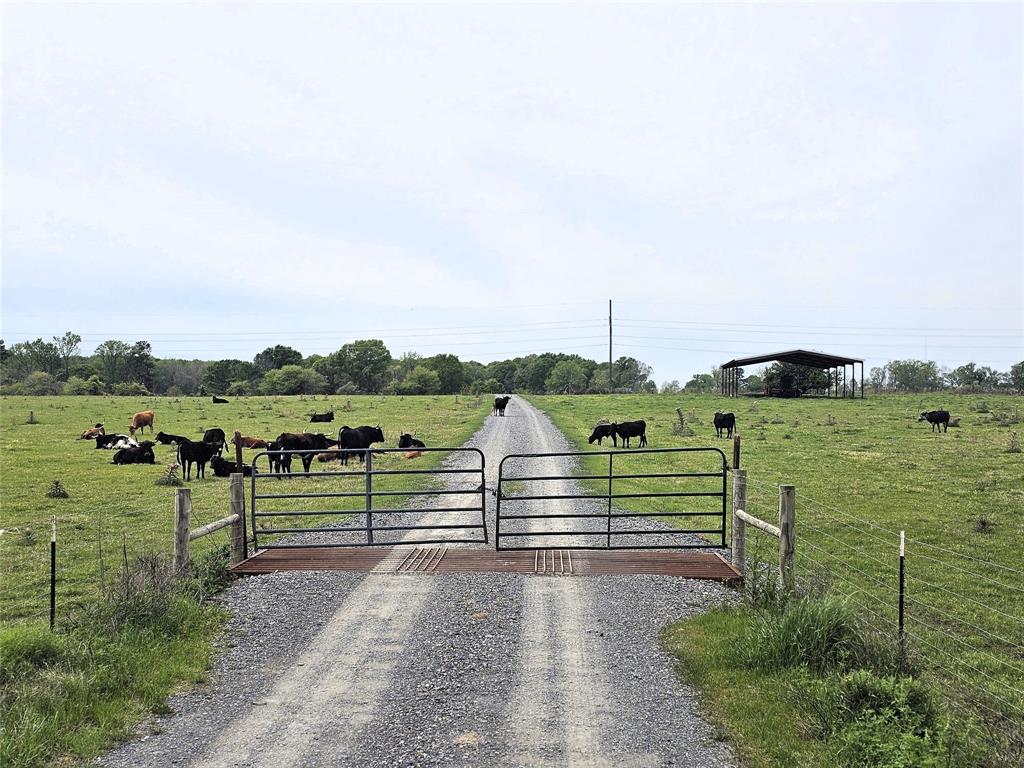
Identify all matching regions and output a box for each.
[99,397,735,768]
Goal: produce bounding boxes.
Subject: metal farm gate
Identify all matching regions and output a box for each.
[494,447,728,551]
[249,447,487,549]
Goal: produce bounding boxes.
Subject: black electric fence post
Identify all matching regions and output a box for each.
[898,530,906,655]
[49,514,57,630]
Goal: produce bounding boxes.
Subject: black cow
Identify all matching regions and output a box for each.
[398,433,426,449]
[714,412,736,439]
[337,425,385,465]
[919,410,951,433]
[588,423,617,447]
[202,428,227,455]
[615,420,647,448]
[493,396,511,416]
[177,439,219,480]
[266,440,293,475]
[95,433,135,449]
[155,431,189,446]
[212,396,229,404]
[275,432,339,472]
[112,441,155,465]
[310,410,334,423]
[210,455,253,477]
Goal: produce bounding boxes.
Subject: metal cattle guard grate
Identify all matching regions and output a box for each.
[495,447,728,551]
[249,447,486,550]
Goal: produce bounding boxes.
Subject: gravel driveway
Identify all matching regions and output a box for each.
[98,397,735,768]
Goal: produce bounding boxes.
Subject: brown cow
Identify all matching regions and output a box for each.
[80,423,104,440]
[128,410,154,436]
[231,435,270,450]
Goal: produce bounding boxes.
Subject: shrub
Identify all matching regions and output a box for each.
[736,597,903,675]
[46,480,69,499]
[109,381,150,396]
[154,464,183,487]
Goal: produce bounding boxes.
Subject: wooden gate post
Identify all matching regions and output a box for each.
[779,485,796,592]
[234,430,244,473]
[228,473,246,566]
[732,433,741,470]
[731,469,747,571]
[173,487,192,574]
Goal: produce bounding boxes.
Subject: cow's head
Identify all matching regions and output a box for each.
[372,425,385,443]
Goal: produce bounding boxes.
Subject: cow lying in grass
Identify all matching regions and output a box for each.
[398,433,425,458]
[155,431,189,446]
[210,455,253,477]
[80,423,104,440]
[112,441,155,465]
[96,434,137,450]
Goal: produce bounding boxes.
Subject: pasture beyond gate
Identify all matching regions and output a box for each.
[495,447,729,550]
[248,447,487,549]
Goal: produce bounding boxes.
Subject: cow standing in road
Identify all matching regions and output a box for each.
[493,396,512,416]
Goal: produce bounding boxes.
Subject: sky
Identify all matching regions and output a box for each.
[2,3,1022,384]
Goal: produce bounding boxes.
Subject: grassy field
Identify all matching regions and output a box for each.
[0,394,492,624]
[530,393,1024,741]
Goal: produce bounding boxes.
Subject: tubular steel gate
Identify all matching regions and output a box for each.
[249,447,486,550]
[495,447,728,551]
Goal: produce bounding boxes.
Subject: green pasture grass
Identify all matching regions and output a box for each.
[0,394,491,623]
[662,608,829,768]
[530,393,1024,734]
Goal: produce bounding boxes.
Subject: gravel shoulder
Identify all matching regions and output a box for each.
[98,397,735,768]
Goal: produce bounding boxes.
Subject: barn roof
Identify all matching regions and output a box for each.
[720,349,863,370]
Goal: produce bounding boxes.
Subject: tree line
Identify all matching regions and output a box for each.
[1,335,1020,396]
[0,336,657,396]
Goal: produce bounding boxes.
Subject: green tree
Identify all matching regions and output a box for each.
[23,371,59,395]
[260,365,328,395]
[254,345,303,372]
[395,365,441,395]
[1010,361,1024,393]
[885,360,942,393]
[763,363,829,394]
[425,354,465,394]
[545,360,589,393]
[613,356,653,393]
[470,377,502,395]
[661,380,682,394]
[52,332,81,380]
[202,359,258,395]
[94,340,132,384]
[684,373,716,393]
[333,339,392,393]
[124,341,156,388]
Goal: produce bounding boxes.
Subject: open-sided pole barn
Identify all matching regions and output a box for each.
[720,349,864,398]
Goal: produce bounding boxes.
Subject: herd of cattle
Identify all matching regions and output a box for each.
[78,409,429,481]
[586,411,737,448]
[76,399,958,481]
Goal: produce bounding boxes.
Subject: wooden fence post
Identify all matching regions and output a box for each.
[732,433,741,470]
[234,430,244,473]
[731,469,747,573]
[173,488,191,574]
[228,473,246,566]
[779,484,796,592]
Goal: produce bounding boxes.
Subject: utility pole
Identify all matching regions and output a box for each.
[608,299,613,394]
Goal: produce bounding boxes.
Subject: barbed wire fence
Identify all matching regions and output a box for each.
[0,487,240,627]
[741,475,1024,757]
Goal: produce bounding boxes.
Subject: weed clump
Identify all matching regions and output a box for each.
[1008,431,1021,453]
[974,516,996,534]
[46,480,69,499]
[154,464,184,487]
[672,408,695,437]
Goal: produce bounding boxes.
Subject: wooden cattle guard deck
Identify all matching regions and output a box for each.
[231,546,742,584]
